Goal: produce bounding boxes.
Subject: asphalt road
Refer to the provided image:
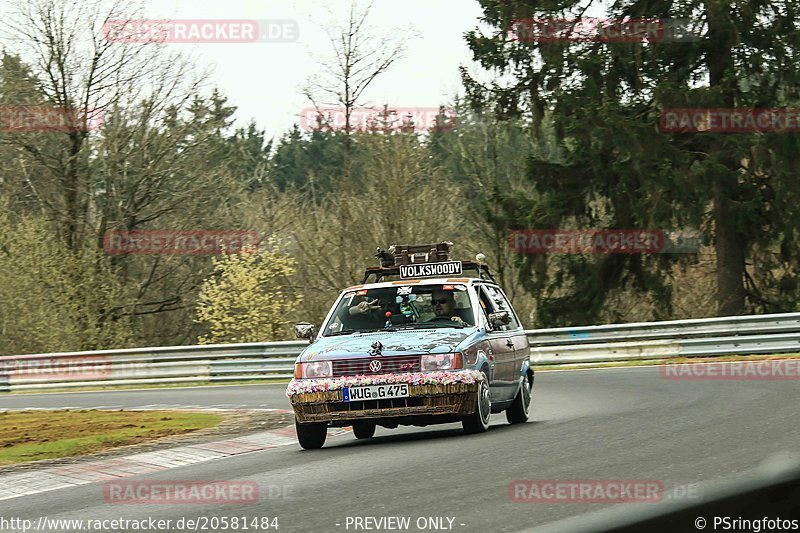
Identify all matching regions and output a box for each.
[1,366,799,532]
[0,383,291,411]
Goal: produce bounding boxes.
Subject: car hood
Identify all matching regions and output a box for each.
[300,328,479,361]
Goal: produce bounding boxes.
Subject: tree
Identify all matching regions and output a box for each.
[0,0,285,348]
[278,131,482,326]
[302,0,409,179]
[96,90,262,342]
[0,200,134,354]
[426,99,545,318]
[0,0,201,253]
[228,121,273,191]
[463,0,800,323]
[195,244,300,343]
[269,125,345,193]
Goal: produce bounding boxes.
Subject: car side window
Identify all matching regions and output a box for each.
[483,285,521,330]
[476,285,496,322]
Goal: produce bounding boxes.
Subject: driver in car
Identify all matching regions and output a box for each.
[428,290,468,326]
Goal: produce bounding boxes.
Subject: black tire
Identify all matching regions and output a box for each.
[462,371,491,434]
[506,372,532,424]
[352,421,376,439]
[295,419,327,449]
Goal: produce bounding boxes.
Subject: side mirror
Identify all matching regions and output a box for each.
[295,322,315,343]
[488,311,511,329]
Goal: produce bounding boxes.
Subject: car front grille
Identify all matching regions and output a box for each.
[331,397,425,411]
[331,355,420,377]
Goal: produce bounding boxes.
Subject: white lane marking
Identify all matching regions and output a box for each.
[0,422,346,502]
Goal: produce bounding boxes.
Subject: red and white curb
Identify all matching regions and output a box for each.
[0,415,348,501]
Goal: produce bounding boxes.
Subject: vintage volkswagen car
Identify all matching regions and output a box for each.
[287,243,533,449]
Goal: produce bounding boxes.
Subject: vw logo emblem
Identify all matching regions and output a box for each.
[369,360,382,373]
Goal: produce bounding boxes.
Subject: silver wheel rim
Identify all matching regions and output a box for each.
[478,380,491,425]
[521,377,531,414]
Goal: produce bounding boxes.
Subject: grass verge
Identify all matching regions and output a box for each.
[0,410,223,466]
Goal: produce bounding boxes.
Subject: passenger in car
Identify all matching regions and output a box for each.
[341,296,391,330]
[349,298,382,315]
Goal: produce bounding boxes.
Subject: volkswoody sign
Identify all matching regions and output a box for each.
[399,261,463,279]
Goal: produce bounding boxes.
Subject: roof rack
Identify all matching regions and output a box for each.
[362,261,496,284]
[363,242,495,283]
[376,241,453,267]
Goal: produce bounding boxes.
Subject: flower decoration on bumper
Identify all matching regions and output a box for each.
[285,369,484,397]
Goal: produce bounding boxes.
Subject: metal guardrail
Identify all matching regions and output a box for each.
[1,313,800,391]
[527,312,800,345]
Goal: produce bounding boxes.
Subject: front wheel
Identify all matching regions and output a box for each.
[295,419,327,449]
[352,421,376,439]
[506,373,532,424]
[462,371,491,434]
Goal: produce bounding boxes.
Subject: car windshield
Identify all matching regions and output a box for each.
[322,284,475,336]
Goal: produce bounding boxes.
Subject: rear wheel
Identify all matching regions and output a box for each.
[352,421,376,439]
[462,371,491,434]
[506,373,532,424]
[295,419,327,449]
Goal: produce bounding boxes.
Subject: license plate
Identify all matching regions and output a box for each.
[343,384,409,402]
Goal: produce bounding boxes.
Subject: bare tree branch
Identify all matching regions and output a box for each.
[302,0,413,177]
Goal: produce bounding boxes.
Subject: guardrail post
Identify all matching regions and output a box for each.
[0,372,9,393]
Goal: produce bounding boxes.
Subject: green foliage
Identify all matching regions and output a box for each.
[195,243,300,344]
[4,0,800,355]
[0,204,135,354]
[269,125,346,192]
[463,0,800,324]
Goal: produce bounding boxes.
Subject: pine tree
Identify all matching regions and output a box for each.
[463,0,800,323]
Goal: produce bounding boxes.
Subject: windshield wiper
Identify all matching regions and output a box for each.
[325,329,363,336]
[325,328,382,336]
[326,323,468,336]
[392,323,467,329]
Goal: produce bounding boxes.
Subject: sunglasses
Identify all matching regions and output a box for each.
[431,297,451,305]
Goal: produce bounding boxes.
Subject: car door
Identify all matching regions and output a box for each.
[490,286,530,388]
[477,284,515,402]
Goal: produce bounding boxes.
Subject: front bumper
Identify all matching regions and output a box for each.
[287,369,483,423]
